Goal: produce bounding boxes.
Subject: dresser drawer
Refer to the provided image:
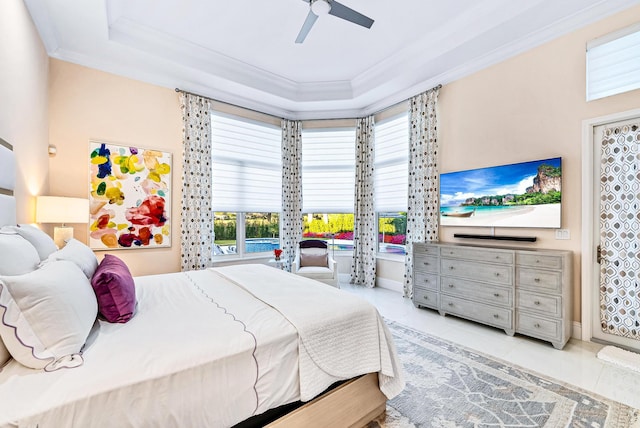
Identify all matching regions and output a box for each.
[440,246,513,264]
[516,312,562,342]
[413,287,439,310]
[517,291,562,317]
[441,259,512,286]
[414,255,439,273]
[517,268,561,293]
[413,243,439,256]
[414,272,439,290]
[517,253,562,269]
[441,295,512,330]
[440,277,512,307]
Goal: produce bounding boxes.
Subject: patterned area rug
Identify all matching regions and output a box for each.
[371,321,640,428]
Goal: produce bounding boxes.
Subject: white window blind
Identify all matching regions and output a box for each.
[587,23,640,101]
[211,112,282,212]
[374,112,408,212]
[302,127,355,213]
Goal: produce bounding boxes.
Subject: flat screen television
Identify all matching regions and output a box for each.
[439,157,561,228]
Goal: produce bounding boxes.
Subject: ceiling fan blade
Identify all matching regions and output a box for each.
[328,1,374,28]
[295,10,319,43]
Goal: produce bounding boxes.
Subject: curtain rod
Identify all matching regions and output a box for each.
[175,88,286,121]
[176,83,442,121]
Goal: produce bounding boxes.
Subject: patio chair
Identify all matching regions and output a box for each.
[291,239,339,288]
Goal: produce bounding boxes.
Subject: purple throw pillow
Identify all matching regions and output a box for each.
[91,254,136,323]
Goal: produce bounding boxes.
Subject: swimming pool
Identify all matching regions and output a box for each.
[245,238,280,253]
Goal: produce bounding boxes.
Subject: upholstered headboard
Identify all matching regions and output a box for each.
[0,138,16,227]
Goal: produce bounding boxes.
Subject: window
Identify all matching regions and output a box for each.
[374,112,409,254]
[211,112,282,257]
[303,213,354,251]
[301,127,356,251]
[587,23,640,101]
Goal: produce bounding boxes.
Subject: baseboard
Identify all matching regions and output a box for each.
[376,277,403,293]
[572,321,582,340]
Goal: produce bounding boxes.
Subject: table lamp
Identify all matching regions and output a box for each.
[36,196,89,248]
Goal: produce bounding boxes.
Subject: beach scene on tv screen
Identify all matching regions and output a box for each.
[440,157,561,228]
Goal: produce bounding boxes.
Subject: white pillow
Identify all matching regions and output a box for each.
[0,232,40,276]
[43,238,98,279]
[0,260,98,370]
[8,224,57,261]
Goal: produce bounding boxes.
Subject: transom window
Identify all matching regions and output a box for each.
[587,23,640,101]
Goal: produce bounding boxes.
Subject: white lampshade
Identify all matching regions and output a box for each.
[36,196,89,248]
[36,196,89,224]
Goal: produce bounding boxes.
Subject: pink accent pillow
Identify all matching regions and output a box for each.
[91,255,136,323]
[300,253,328,268]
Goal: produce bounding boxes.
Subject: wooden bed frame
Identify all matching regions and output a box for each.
[268,373,386,428]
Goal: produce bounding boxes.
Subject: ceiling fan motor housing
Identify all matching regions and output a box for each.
[311,0,332,15]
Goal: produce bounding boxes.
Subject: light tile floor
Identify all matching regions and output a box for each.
[341,283,640,410]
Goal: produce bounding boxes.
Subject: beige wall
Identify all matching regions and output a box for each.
[436,5,640,322]
[48,60,183,275]
[0,0,50,221]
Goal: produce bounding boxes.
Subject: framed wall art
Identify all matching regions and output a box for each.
[88,141,172,250]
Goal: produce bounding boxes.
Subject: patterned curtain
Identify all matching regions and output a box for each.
[351,116,377,287]
[281,119,304,272]
[599,122,640,339]
[404,87,440,298]
[180,93,214,271]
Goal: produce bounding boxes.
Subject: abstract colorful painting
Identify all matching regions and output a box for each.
[88,141,171,250]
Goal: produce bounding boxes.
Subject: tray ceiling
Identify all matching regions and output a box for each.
[25,0,640,119]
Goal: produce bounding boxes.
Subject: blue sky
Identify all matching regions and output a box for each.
[440,157,561,207]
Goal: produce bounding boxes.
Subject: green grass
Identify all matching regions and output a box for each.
[214,240,236,245]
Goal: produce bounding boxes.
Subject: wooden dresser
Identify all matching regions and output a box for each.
[412,242,572,349]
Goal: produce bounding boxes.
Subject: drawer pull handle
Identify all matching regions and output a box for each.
[534,323,541,328]
[423,295,429,300]
[493,293,500,297]
[493,314,499,319]
[448,302,454,307]
[536,259,540,263]
[534,278,541,283]
[534,300,541,306]
[494,272,500,277]
[424,279,430,283]
[495,256,500,260]
[448,284,454,288]
[423,262,430,266]
[449,266,455,270]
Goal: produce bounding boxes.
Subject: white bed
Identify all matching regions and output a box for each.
[0,140,404,427]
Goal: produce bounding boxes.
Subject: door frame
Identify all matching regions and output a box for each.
[581,107,640,343]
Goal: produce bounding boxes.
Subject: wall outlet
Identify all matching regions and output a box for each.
[555,229,570,240]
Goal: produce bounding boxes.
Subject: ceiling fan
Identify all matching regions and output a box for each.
[295,0,375,44]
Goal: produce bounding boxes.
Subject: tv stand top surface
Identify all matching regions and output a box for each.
[421,241,571,255]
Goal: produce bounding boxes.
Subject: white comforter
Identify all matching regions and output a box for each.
[0,264,403,427]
